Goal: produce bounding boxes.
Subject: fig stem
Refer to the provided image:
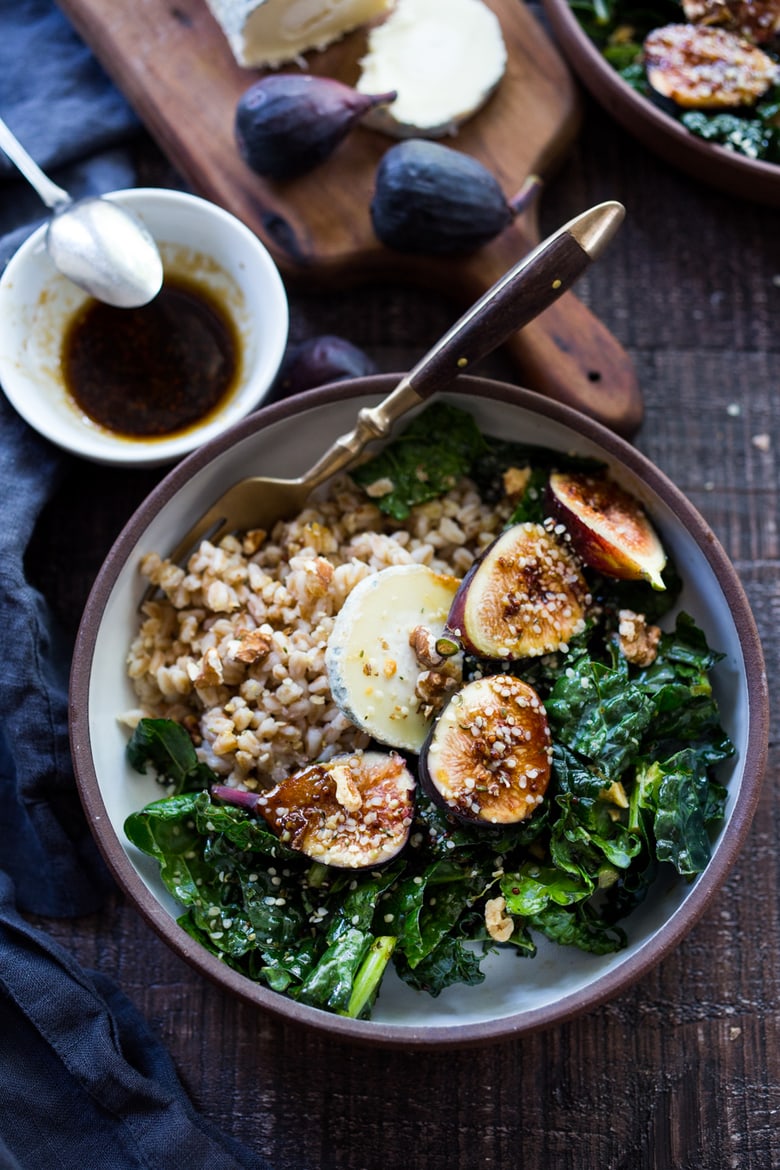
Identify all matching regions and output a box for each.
[210,783,261,812]
[507,173,544,217]
[367,89,398,110]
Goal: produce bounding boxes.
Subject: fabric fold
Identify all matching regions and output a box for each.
[0,6,292,1168]
[0,395,113,916]
[0,873,274,1170]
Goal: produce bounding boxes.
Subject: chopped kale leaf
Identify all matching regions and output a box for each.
[350,402,487,519]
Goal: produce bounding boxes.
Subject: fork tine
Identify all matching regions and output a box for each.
[164,511,231,573]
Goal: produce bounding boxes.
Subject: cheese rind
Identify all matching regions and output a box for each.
[205,0,393,68]
[356,0,507,138]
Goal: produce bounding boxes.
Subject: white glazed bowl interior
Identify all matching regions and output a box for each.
[0,187,289,467]
[70,378,768,1046]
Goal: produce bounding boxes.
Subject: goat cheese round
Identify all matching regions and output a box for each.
[356,0,508,138]
[204,0,393,68]
[325,563,463,753]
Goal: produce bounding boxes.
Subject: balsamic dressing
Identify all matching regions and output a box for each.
[62,275,240,438]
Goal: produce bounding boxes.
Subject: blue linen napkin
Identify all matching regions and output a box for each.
[0,873,273,1170]
[0,0,140,918]
[0,6,284,1167]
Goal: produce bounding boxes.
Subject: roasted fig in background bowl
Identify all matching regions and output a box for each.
[541,0,780,206]
[70,375,768,1047]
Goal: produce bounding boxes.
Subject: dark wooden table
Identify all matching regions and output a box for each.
[24,55,779,1170]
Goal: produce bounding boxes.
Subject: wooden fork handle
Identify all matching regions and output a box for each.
[299,201,627,493]
[403,201,626,402]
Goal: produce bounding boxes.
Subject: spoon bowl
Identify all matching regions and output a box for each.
[46,194,164,308]
[0,114,163,307]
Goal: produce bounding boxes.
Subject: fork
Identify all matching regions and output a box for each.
[159,200,625,571]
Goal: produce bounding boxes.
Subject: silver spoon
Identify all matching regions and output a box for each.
[0,114,163,308]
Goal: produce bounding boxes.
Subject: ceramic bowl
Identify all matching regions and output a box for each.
[542,0,780,207]
[0,187,289,467]
[69,376,769,1047]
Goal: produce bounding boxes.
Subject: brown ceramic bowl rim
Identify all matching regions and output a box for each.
[70,375,769,1049]
[542,0,780,205]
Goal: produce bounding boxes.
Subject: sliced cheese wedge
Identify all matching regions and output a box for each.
[326,563,462,753]
[356,0,507,138]
[205,0,393,68]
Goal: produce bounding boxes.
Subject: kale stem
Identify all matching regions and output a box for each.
[592,0,611,25]
[342,936,396,1019]
[306,862,331,889]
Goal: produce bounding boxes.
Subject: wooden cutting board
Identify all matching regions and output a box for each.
[58,0,642,436]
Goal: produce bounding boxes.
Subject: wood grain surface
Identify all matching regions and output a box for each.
[25,18,780,1170]
[58,0,644,435]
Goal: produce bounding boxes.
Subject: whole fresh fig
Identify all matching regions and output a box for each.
[270,335,378,401]
[370,138,535,255]
[235,74,397,180]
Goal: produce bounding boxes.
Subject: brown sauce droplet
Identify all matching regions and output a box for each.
[61,275,240,438]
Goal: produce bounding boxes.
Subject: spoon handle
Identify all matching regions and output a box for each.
[299,201,625,489]
[0,115,71,209]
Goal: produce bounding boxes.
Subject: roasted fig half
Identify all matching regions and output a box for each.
[420,675,552,825]
[447,522,591,659]
[682,0,780,44]
[547,471,667,590]
[643,24,777,109]
[212,750,416,868]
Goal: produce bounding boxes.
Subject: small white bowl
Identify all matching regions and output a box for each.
[0,188,289,467]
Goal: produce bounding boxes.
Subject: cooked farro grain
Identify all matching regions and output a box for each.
[125,475,508,788]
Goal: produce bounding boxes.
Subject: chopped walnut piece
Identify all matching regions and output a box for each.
[502,465,532,501]
[600,780,630,809]
[241,528,267,555]
[332,764,363,813]
[409,625,462,675]
[410,624,448,669]
[414,669,459,718]
[232,629,273,664]
[363,476,395,499]
[617,608,661,667]
[191,646,224,687]
[485,896,514,943]
[312,556,335,586]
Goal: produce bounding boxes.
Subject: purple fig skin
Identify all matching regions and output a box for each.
[446,522,590,660]
[370,139,516,255]
[235,74,397,180]
[546,472,667,590]
[444,557,480,652]
[269,335,378,401]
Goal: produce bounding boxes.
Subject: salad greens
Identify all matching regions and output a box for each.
[350,402,489,520]
[569,0,780,162]
[124,403,734,1019]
